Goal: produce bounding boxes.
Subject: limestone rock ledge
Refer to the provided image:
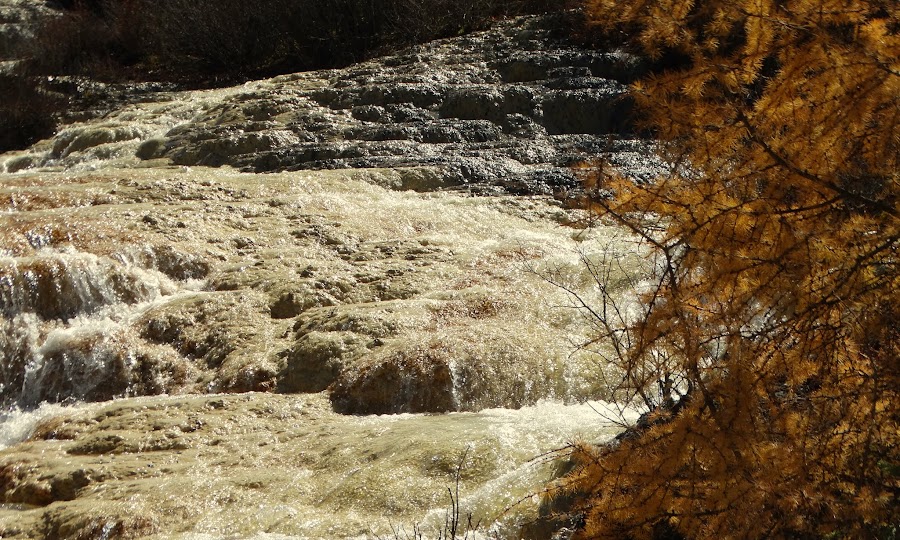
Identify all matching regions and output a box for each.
[1,14,664,190]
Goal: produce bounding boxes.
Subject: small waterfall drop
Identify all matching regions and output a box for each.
[0,247,177,320]
[0,246,193,408]
[0,12,665,536]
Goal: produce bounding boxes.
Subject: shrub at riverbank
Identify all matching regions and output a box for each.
[554,0,899,538]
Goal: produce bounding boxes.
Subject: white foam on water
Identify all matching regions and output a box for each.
[0,79,258,174]
[0,401,84,450]
[0,247,180,319]
[0,161,653,539]
[0,244,206,406]
[292,400,637,539]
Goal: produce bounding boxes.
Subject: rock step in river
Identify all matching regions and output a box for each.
[2,13,663,191]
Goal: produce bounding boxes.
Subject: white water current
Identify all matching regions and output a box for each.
[0,14,660,537]
[0,394,640,539]
[1,81,251,174]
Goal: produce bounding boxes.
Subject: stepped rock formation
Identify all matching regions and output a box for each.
[0,12,656,539]
[0,167,645,413]
[2,15,661,188]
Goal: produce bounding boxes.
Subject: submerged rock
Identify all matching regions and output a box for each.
[0,12,661,538]
[0,249,176,321]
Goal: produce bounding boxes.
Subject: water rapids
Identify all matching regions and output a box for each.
[0,11,661,539]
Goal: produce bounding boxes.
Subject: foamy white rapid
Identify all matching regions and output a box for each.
[0,244,207,408]
[0,82,255,174]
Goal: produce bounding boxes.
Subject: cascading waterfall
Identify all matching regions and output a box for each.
[0,10,662,539]
[0,81,253,174]
[0,247,194,408]
[0,162,652,537]
[0,248,177,320]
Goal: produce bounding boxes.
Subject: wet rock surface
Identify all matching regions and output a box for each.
[2,14,664,190]
[165,15,655,193]
[0,394,631,539]
[0,0,55,62]
[0,167,642,412]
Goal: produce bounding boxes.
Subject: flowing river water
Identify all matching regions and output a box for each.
[0,13,659,539]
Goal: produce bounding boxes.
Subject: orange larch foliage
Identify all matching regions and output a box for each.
[556,0,899,538]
